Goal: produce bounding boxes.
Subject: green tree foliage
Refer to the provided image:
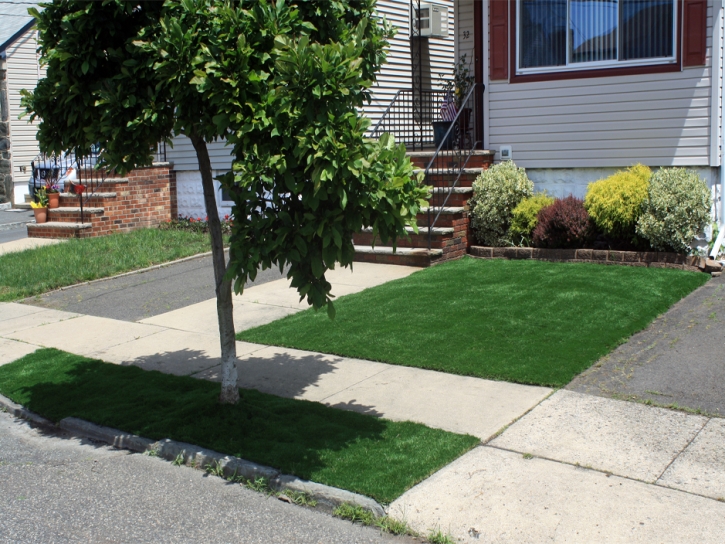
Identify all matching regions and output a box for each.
[636,168,711,254]
[584,164,651,238]
[24,0,427,401]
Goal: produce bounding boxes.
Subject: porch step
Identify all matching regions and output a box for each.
[353,245,443,267]
[354,226,458,249]
[27,221,93,239]
[407,150,494,169]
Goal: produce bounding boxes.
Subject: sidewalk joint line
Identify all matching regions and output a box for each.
[654,417,711,484]
[483,443,725,504]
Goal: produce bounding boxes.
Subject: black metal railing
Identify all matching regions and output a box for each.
[368,87,459,151]
[30,145,105,223]
[154,141,168,163]
[422,83,484,249]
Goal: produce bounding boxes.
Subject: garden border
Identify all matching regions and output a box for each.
[469,246,714,273]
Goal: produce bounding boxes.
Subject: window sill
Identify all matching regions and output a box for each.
[509,61,683,85]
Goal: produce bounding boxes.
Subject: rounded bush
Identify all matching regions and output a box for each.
[636,168,712,254]
[509,193,555,246]
[469,161,533,246]
[532,196,595,249]
[584,164,651,237]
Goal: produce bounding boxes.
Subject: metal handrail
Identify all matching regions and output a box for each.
[369,90,403,139]
[421,83,484,249]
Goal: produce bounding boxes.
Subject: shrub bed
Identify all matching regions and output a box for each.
[469,162,714,255]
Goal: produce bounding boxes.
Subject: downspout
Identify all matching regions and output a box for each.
[713,0,725,260]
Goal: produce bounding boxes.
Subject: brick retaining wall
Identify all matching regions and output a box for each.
[469,246,706,273]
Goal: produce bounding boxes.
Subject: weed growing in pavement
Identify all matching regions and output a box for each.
[172,453,185,467]
[427,528,456,544]
[522,453,533,460]
[333,503,416,538]
[144,447,160,457]
[205,460,226,478]
[243,477,272,494]
[279,490,318,508]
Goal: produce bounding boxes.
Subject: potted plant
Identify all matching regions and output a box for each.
[434,54,475,149]
[45,181,61,209]
[30,187,49,224]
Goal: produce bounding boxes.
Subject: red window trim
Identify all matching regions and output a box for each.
[509,0,683,84]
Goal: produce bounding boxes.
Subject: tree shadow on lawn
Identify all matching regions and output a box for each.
[0,349,469,502]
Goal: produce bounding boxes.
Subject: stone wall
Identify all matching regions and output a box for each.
[0,60,11,204]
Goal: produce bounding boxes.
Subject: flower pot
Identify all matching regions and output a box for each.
[48,192,60,209]
[33,207,48,224]
[432,121,454,150]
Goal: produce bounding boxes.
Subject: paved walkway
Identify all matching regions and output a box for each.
[1,260,725,542]
[568,273,725,415]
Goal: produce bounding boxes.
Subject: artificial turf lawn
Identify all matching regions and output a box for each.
[0,349,479,504]
[0,228,214,302]
[239,257,709,387]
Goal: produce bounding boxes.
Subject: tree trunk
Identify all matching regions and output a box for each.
[190,132,239,404]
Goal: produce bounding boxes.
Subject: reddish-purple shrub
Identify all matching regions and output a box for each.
[532,196,595,249]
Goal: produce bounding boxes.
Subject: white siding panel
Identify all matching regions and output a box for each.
[363,0,456,128]
[167,136,232,172]
[455,0,475,67]
[488,0,716,168]
[6,29,44,178]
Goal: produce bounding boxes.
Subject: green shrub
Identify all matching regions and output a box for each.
[584,164,651,238]
[470,161,533,246]
[509,193,555,246]
[636,168,712,254]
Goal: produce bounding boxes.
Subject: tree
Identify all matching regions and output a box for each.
[24,0,428,403]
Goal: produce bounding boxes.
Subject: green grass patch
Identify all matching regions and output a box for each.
[0,228,213,301]
[239,257,708,387]
[0,349,478,503]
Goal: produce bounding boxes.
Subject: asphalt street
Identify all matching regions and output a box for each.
[568,273,725,415]
[24,255,288,322]
[0,412,411,544]
[0,209,33,244]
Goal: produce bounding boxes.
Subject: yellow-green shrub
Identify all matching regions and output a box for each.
[584,164,651,237]
[509,193,554,246]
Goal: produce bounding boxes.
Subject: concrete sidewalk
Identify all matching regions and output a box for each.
[0,262,551,441]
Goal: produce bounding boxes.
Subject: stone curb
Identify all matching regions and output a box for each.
[0,393,55,429]
[0,202,11,211]
[0,395,385,517]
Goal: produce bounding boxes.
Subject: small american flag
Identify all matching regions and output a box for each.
[440,92,457,122]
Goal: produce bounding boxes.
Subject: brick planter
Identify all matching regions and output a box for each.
[469,246,708,273]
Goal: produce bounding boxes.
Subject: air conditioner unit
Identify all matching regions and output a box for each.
[413,3,449,38]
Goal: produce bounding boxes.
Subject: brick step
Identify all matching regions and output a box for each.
[417,207,466,228]
[354,226,458,249]
[407,150,494,169]
[427,186,473,207]
[27,221,93,239]
[416,168,482,187]
[353,245,443,267]
[47,207,105,223]
[59,192,117,204]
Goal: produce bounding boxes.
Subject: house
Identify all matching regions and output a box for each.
[0,0,43,206]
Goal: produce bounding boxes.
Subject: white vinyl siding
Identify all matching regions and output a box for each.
[169,1,457,171]
[455,0,475,69]
[6,28,43,176]
[487,0,716,168]
[363,0,456,127]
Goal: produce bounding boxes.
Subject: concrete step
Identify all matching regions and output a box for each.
[353,245,443,267]
[417,207,467,229]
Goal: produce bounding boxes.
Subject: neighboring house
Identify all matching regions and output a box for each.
[0,0,43,206]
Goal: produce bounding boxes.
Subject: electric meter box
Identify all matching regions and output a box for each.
[414,3,449,38]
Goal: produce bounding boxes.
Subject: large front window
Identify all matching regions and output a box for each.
[517,0,676,73]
